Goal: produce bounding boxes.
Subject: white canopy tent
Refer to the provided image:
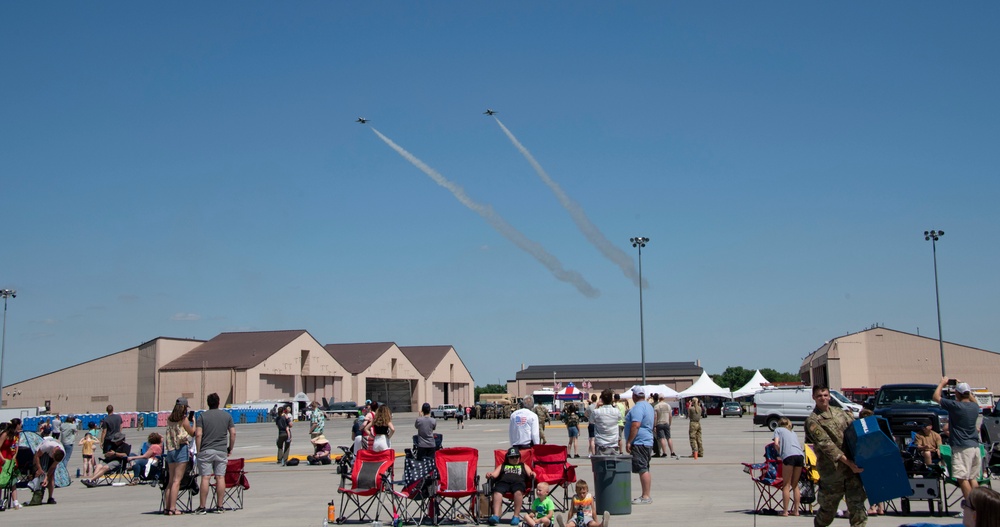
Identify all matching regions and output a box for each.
[732,370,771,398]
[619,384,680,400]
[677,371,733,399]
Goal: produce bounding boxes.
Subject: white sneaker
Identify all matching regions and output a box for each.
[555,515,566,527]
[602,511,610,527]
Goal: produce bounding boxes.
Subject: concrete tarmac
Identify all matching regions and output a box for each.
[1,413,956,526]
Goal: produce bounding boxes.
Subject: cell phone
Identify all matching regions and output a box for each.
[948,379,958,386]
[189,411,195,420]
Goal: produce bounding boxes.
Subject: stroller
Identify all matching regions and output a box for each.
[335,445,356,478]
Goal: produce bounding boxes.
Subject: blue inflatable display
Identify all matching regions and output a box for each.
[846,416,912,504]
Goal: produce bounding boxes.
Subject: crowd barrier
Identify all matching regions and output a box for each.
[19,409,270,432]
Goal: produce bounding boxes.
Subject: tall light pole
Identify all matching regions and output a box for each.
[924,231,945,377]
[630,237,649,385]
[0,289,16,407]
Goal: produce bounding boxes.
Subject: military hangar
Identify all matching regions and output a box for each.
[800,326,1000,391]
[1,330,474,414]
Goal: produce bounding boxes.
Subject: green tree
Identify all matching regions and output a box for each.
[712,366,754,390]
[759,368,802,384]
[475,384,507,402]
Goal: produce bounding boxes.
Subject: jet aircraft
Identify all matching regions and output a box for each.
[356,117,368,124]
[483,109,496,116]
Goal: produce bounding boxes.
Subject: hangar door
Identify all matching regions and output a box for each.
[366,379,413,413]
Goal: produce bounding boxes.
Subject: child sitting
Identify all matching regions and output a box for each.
[524,482,555,527]
[557,480,611,527]
[487,447,535,526]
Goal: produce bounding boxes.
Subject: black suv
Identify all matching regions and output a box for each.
[873,383,950,444]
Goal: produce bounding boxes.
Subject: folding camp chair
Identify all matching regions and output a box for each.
[337,448,396,523]
[159,459,200,513]
[486,448,535,520]
[530,444,576,512]
[434,447,479,525]
[389,453,438,525]
[741,443,784,514]
[941,444,992,514]
[0,457,18,511]
[90,442,133,486]
[221,458,250,511]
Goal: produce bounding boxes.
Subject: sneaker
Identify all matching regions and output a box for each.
[82,479,96,488]
[555,515,566,527]
[670,453,679,459]
[631,497,653,505]
[511,517,521,526]
[603,511,611,527]
[195,507,208,515]
[488,515,499,526]
[46,498,56,505]
[211,508,224,514]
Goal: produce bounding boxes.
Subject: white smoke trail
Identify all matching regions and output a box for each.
[370,127,600,298]
[493,118,648,289]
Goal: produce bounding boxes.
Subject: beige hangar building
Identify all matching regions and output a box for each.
[1,330,474,414]
[800,326,1000,391]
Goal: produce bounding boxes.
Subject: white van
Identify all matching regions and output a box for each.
[753,387,862,430]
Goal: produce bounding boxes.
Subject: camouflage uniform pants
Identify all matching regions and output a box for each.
[538,423,546,445]
[814,465,867,527]
[689,422,703,456]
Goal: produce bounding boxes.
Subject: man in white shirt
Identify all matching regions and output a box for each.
[591,389,621,455]
[31,437,65,505]
[509,395,540,448]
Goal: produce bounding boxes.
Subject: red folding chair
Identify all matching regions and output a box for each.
[210,458,250,511]
[486,448,535,521]
[741,443,784,514]
[530,444,577,512]
[337,449,396,523]
[434,447,479,525]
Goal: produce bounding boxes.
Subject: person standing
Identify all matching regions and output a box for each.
[510,395,541,449]
[533,400,549,445]
[162,398,195,516]
[614,394,627,452]
[58,415,78,471]
[624,386,654,505]
[585,394,598,456]
[773,417,805,516]
[688,398,704,459]
[309,401,325,439]
[805,385,866,527]
[99,405,122,453]
[196,392,236,514]
[276,406,292,465]
[50,415,62,441]
[415,403,437,459]
[652,394,677,459]
[592,390,621,455]
[934,378,983,501]
[563,403,581,458]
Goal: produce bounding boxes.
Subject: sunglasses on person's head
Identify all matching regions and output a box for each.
[962,499,975,511]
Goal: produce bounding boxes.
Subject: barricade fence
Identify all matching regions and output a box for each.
[19,408,271,432]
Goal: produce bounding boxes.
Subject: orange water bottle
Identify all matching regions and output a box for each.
[327,500,336,523]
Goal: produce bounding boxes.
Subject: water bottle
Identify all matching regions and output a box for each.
[576,506,584,526]
[325,500,336,525]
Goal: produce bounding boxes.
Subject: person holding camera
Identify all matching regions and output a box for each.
[163,397,196,515]
[934,378,982,502]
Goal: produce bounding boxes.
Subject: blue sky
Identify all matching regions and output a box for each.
[2,3,998,389]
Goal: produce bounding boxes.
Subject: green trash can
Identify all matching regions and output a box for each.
[591,455,632,515]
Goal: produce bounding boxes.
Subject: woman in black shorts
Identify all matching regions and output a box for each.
[772,417,804,516]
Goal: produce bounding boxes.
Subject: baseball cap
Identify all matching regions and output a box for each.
[365,399,372,405]
[956,382,972,395]
[506,447,521,458]
[631,385,646,397]
[176,396,189,406]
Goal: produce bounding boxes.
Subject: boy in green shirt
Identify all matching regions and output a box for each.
[525,482,555,526]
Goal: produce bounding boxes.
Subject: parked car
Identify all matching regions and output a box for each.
[722,402,743,418]
[430,404,460,419]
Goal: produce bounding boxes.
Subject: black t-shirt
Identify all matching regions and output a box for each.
[104,441,130,464]
[276,415,289,433]
[499,463,526,485]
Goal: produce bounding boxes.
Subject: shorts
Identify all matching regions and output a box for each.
[567,426,579,438]
[655,423,671,440]
[493,480,526,496]
[164,445,190,465]
[197,449,228,477]
[39,453,54,473]
[952,446,983,480]
[587,423,595,438]
[782,455,804,467]
[105,460,122,472]
[630,444,652,474]
[569,516,595,527]
[83,454,93,460]
[457,414,464,422]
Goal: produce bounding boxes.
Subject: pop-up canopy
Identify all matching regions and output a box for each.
[619,384,680,400]
[732,370,771,398]
[557,383,586,400]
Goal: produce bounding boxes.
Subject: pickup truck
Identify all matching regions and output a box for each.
[873,383,950,443]
[430,404,460,419]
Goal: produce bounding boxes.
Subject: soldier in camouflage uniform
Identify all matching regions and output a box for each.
[533,403,549,444]
[688,397,704,458]
[804,385,866,527]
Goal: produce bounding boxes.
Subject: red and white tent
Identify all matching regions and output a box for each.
[557,383,586,400]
